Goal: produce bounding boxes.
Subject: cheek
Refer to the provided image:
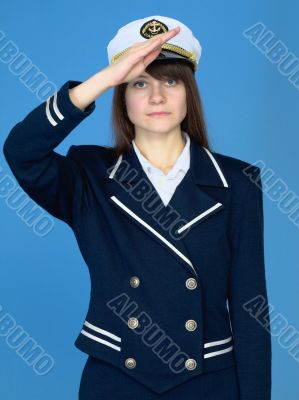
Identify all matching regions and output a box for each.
[126,102,147,126]
[172,93,187,115]
[126,95,145,117]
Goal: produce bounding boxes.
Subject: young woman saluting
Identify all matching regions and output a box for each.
[3,15,271,400]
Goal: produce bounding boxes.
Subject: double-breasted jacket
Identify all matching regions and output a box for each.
[3,80,272,399]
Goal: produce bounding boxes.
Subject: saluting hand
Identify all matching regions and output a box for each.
[104,26,181,87]
[68,27,180,111]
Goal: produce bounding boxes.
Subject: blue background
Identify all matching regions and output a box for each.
[1,1,298,398]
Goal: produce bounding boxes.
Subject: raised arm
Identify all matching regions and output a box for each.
[2,27,180,227]
[2,69,112,227]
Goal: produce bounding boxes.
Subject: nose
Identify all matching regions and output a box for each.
[149,83,166,104]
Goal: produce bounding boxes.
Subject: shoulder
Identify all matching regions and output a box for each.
[211,148,263,203]
[66,143,117,176]
[210,151,264,218]
[68,143,116,161]
[211,149,263,193]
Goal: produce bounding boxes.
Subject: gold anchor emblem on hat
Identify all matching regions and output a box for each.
[148,21,162,35]
[140,19,169,39]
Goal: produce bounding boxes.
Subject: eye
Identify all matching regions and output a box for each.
[132,79,177,88]
[133,80,146,88]
[165,79,177,86]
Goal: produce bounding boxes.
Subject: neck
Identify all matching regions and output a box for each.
[133,129,186,171]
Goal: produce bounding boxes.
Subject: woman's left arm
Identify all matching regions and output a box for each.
[228,166,272,400]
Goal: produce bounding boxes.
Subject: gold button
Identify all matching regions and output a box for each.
[185,358,197,370]
[185,319,197,331]
[130,276,140,288]
[128,317,139,329]
[125,358,136,369]
[186,278,197,290]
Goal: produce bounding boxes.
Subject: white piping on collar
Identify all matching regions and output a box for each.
[202,147,228,187]
[109,154,123,179]
[109,145,228,188]
[110,195,198,277]
[177,202,223,234]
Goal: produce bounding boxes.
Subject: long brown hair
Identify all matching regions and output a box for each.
[109,58,211,157]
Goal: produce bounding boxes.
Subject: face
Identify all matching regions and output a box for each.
[124,71,187,137]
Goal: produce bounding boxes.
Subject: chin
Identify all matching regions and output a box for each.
[144,128,179,136]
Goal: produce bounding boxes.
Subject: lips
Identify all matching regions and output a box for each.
[148,112,170,116]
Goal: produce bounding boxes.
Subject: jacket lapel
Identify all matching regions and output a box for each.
[168,139,230,238]
[103,136,230,278]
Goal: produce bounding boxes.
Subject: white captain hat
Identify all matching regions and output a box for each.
[107,15,202,72]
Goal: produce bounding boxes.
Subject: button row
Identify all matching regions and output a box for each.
[185,279,197,369]
[125,357,197,370]
[127,317,197,332]
[127,277,198,371]
[130,276,198,290]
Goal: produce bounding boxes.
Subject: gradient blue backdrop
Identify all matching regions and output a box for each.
[1,1,298,399]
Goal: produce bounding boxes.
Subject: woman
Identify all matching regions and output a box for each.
[3,15,271,400]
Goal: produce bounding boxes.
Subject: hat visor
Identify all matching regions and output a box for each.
[155,50,187,61]
[154,50,195,71]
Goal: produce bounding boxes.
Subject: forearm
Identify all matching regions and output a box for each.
[3,80,95,159]
[68,67,113,111]
[3,80,97,226]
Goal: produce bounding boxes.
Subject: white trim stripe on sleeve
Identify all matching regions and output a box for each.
[80,329,121,351]
[203,335,233,359]
[46,97,57,126]
[204,335,232,348]
[204,345,233,358]
[45,92,64,126]
[83,321,121,342]
[52,91,64,121]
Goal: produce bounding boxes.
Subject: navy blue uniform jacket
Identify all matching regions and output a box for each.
[3,80,272,399]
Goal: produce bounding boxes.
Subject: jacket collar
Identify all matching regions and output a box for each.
[104,135,230,278]
[108,135,230,189]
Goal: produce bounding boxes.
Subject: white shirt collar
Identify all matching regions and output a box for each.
[132,131,190,179]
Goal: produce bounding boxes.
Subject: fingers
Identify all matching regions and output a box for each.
[127,26,180,64]
[148,26,180,45]
[134,26,180,56]
[143,47,162,68]
[134,26,180,49]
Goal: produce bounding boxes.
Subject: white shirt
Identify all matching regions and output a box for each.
[132,131,190,206]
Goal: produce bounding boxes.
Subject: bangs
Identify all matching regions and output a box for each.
[144,59,194,82]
